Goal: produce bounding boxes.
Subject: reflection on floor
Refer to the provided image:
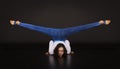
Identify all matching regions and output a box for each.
[0,43,119,69]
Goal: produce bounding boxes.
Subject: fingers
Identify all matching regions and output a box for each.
[10,20,21,25]
[70,51,74,54]
[45,52,49,55]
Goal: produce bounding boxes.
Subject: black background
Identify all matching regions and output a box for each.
[0,0,120,69]
[0,0,120,43]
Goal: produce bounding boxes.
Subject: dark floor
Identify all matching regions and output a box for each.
[0,43,120,69]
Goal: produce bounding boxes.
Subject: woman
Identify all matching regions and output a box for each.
[54,43,67,57]
[10,19,111,55]
[46,43,74,57]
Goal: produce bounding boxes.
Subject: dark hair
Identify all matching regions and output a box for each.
[54,43,67,57]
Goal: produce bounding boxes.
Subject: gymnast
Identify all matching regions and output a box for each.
[10,19,111,56]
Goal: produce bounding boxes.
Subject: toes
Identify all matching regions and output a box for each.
[105,20,111,25]
[10,20,15,25]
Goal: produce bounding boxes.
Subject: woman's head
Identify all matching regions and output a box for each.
[54,43,67,57]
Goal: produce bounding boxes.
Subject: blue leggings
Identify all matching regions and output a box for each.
[16,21,104,41]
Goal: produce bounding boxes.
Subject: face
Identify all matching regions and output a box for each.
[58,47,64,57]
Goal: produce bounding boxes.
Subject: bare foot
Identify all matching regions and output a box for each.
[16,20,20,25]
[99,20,104,24]
[105,20,111,25]
[10,20,15,25]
